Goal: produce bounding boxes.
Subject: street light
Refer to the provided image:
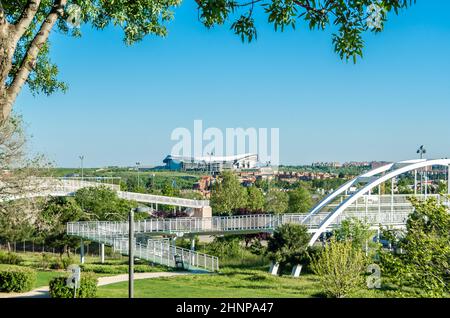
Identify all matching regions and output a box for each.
[207,152,214,175]
[416,145,426,159]
[129,206,150,299]
[416,145,427,195]
[136,162,141,189]
[79,155,84,181]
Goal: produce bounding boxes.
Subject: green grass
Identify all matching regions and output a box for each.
[35,271,63,288]
[96,267,398,298]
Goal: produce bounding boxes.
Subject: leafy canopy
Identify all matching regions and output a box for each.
[4,0,415,99]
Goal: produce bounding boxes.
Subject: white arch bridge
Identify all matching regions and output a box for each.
[63,159,450,274]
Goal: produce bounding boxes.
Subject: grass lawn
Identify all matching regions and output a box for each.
[35,271,63,288]
[96,268,397,298]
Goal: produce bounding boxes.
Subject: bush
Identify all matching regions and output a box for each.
[50,256,76,270]
[0,265,36,292]
[310,239,366,298]
[0,251,23,265]
[49,272,97,298]
[38,253,52,270]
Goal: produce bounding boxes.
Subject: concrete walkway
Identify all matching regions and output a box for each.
[0,271,196,298]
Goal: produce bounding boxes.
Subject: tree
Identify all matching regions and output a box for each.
[0,114,51,250]
[266,223,310,274]
[287,184,312,213]
[74,186,138,220]
[310,239,367,298]
[210,171,247,215]
[37,196,84,256]
[379,197,450,297]
[246,186,265,212]
[264,189,288,214]
[0,1,414,124]
[333,217,377,253]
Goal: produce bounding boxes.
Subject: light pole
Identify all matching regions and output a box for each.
[416,145,427,195]
[207,152,214,175]
[136,162,141,189]
[79,155,84,181]
[129,206,150,298]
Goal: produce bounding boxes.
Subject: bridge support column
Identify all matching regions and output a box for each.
[80,239,85,264]
[100,243,105,264]
[447,165,450,196]
[269,262,279,276]
[291,264,302,278]
[190,237,196,251]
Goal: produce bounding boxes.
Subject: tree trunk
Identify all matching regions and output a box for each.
[0,24,14,125]
[0,0,67,125]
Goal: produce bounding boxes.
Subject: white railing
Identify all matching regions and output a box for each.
[118,191,209,208]
[113,238,219,272]
[67,209,418,238]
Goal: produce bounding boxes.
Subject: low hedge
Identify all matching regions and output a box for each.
[0,265,36,293]
[0,251,23,265]
[49,272,98,298]
[80,263,168,274]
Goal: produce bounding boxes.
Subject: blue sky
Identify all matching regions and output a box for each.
[15,1,450,167]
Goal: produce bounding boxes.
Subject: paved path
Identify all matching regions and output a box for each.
[0,271,197,298]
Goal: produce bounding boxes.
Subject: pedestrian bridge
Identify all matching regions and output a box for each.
[0,177,210,209]
[64,158,450,273]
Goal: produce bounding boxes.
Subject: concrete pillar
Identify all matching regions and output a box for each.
[100,243,105,264]
[80,239,85,264]
[447,165,450,196]
[414,170,417,195]
[190,237,196,251]
[269,262,279,276]
[291,264,302,278]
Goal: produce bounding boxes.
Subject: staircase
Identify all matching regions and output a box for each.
[68,222,219,272]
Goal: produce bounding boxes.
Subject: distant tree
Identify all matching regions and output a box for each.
[161,181,181,197]
[74,186,139,221]
[246,186,265,212]
[37,196,84,256]
[210,171,247,215]
[287,184,313,213]
[379,197,450,297]
[264,189,289,214]
[310,239,366,298]
[266,223,310,275]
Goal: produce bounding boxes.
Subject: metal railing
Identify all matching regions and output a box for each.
[113,238,219,272]
[118,191,209,208]
[67,209,417,238]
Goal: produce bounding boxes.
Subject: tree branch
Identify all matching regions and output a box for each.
[14,0,43,41]
[0,0,7,27]
[5,0,66,119]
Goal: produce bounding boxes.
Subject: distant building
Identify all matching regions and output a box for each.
[163,153,258,173]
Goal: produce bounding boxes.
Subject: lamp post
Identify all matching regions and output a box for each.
[136,162,141,189]
[79,155,84,181]
[207,152,214,175]
[129,206,150,298]
[416,145,427,195]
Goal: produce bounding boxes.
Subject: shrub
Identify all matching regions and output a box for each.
[38,253,52,270]
[49,272,97,298]
[0,265,36,292]
[0,251,23,265]
[310,239,366,298]
[50,256,76,270]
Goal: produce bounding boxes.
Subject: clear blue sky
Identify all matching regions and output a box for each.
[15,1,450,167]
